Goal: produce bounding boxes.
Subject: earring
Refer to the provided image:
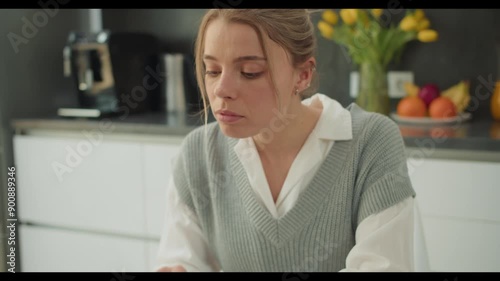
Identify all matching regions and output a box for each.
[295,88,299,96]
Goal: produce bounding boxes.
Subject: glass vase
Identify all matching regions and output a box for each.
[356,61,390,116]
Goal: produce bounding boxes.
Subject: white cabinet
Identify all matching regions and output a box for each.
[143,143,182,239]
[16,131,500,272]
[422,216,500,272]
[14,135,145,236]
[147,241,161,271]
[407,158,500,272]
[13,133,183,272]
[142,142,183,270]
[19,225,147,272]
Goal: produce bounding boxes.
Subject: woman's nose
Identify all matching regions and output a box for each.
[213,72,238,100]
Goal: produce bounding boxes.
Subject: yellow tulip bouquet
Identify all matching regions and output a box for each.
[317,9,438,115]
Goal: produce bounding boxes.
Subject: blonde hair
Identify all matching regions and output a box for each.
[194,9,319,125]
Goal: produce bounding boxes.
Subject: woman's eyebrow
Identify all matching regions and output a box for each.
[203,54,267,62]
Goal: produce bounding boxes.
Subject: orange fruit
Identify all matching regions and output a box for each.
[490,122,500,139]
[397,96,427,117]
[429,96,457,119]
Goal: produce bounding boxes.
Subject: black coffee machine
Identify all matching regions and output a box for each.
[60,30,161,118]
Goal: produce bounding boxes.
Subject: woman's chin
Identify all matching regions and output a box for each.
[217,123,254,139]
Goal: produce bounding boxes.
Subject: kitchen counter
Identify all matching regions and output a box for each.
[11,111,207,137]
[11,111,500,162]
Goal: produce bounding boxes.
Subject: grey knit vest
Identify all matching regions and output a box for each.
[173,103,416,272]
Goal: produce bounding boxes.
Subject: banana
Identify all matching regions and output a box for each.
[441,80,470,113]
[404,82,420,97]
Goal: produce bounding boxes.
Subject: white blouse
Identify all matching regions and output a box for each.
[156,93,415,272]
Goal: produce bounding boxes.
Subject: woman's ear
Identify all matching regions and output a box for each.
[296,57,316,91]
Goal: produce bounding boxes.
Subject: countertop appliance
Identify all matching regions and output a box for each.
[160,53,201,116]
[60,30,161,118]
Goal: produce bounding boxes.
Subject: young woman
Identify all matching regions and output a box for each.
[156,9,416,272]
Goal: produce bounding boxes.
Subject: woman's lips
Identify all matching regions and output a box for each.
[216,110,244,123]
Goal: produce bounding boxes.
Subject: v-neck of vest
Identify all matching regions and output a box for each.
[227,136,352,247]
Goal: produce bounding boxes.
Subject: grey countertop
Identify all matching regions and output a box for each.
[10,111,500,161]
[399,118,500,152]
[11,111,207,137]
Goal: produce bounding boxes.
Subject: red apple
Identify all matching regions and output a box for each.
[418,84,440,108]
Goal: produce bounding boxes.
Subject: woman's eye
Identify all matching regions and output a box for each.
[205,71,220,77]
[242,72,262,79]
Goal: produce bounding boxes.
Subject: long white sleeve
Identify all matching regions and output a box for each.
[339,196,415,272]
[155,177,221,272]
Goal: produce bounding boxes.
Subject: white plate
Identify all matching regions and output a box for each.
[390,112,472,125]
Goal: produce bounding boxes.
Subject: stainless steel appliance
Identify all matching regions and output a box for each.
[60,30,161,118]
[160,53,201,116]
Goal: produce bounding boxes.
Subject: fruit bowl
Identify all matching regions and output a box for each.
[390,112,472,125]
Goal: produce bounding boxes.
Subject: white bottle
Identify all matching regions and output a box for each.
[163,53,186,114]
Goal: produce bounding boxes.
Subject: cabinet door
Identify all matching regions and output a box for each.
[19,225,148,272]
[143,141,182,238]
[407,158,500,222]
[423,216,500,272]
[147,240,161,271]
[14,135,145,236]
[407,158,500,272]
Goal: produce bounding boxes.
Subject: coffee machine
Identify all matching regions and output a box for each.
[60,30,161,118]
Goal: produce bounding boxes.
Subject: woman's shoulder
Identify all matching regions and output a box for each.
[186,121,220,139]
[346,103,402,141]
[181,121,220,146]
[178,121,226,156]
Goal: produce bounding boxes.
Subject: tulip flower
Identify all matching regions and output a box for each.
[317,8,438,67]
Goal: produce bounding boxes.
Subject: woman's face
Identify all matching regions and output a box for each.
[203,18,298,138]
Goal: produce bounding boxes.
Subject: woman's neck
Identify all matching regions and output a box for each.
[253,97,322,161]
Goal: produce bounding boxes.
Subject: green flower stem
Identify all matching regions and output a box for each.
[356,61,390,116]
